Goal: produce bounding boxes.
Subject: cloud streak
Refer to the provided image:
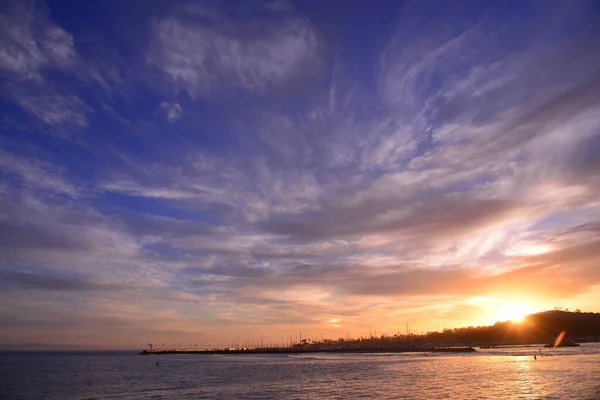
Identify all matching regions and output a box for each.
[148,3,320,96]
[0,1,75,78]
[0,0,93,132]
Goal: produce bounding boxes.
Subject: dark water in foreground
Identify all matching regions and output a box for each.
[1,344,599,399]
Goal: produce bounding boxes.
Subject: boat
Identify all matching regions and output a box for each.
[543,341,580,348]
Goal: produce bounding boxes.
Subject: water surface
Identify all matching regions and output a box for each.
[1,343,599,399]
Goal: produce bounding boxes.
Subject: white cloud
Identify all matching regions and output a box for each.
[10,89,89,127]
[160,101,182,122]
[0,2,75,79]
[148,6,319,96]
[101,180,194,200]
[0,1,90,129]
[0,151,79,197]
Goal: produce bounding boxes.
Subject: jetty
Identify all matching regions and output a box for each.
[139,346,475,355]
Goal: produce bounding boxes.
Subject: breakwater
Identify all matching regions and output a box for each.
[139,346,475,355]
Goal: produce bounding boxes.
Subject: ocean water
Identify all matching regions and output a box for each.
[1,344,599,399]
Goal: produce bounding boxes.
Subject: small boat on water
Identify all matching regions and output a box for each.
[543,342,580,348]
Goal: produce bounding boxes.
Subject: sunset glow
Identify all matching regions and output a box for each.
[1,0,600,350]
[495,306,528,324]
[468,298,541,326]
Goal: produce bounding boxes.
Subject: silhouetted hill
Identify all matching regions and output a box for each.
[422,310,600,346]
[269,310,600,352]
[528,310,600,337]
[289,310,600,351]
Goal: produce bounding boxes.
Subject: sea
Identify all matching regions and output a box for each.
[1,343,599,399]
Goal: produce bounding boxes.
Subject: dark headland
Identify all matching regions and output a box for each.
[139,310,600,355]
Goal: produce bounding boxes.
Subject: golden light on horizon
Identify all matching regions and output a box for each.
[510,314,525,324]
[492,299,538,324]
[468,297,542,326]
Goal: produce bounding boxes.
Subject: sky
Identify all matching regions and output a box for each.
[1,0,600,350]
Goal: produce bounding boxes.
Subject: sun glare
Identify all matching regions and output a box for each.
[510,313,525,324]
[470,297,541,326]
[493,301,536,324]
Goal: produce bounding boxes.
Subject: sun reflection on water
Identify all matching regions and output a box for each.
[513,356,536,398]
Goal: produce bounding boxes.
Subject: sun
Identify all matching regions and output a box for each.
[493,301,534,324]
[509,313,526,324]
[467,297,542,326]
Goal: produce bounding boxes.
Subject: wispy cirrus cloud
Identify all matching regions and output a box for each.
[148,3,320,96]
[0,1,92,130]
[0,150,80,196]
[6,84,91,127]
[0,1,75,79]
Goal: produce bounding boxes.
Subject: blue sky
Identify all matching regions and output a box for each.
[1,0,600,349]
